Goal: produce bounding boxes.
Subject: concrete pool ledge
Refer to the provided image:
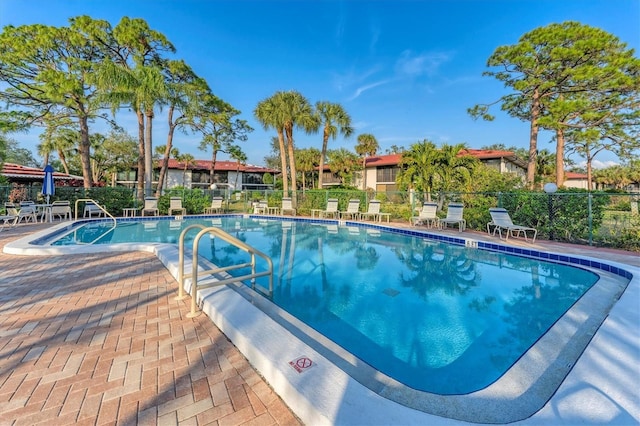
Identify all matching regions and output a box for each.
[3,220,639,424]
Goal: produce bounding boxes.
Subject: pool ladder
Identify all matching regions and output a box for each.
[177,224,274,317]
[72,198,117,245]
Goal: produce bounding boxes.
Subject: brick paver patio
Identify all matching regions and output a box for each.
[0,224,301,425]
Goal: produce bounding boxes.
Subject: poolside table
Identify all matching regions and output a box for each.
[122,208,138,217]
[35,204,52,223]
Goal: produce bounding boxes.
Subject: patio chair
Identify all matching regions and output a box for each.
[141,197,159,216]
[83,201,104,218]
[7,202,38,224]
[339,199,361,220]
[253,200,269,214]
[359,200,379,222]
[204,197,225,214]
[487,207,538,242]
[360,200,391,222]
[439,203,466,232]
[311,198,339,219]
[50,200,72,221]
[168,197,186,216]
[0,205,19,231]
[411,202,439,227]
[279,197,296,216]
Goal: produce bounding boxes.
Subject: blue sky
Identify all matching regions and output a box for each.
[1,0,638,168]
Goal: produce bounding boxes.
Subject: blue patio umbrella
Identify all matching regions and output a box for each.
[42,164,55,204]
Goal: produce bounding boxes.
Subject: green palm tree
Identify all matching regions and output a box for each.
[96,18,174,198]
[277,91,319,201]
[295,147,321,191]
[97,62,168,198]
[535,149,556,187]
[315,101,353,189]
[432,143,478,193]
[397,140,440,198]
[229,145,248,190]
[327,148,360,186]
[38,123,76,174]
[355,133,379,191]
[175,152,195,187]
[255,95,289,194]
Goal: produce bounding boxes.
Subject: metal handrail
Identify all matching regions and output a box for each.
[74,198,116,223]
[178,225,274,317]
[72,198,117,245]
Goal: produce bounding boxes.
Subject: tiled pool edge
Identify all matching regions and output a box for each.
[4,217,639,424]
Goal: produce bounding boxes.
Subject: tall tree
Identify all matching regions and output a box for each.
[228,145,248,190]
[155,60,210,196]
[536,23,640,188]
[97,16,175,198]
[197,94,252,186]
[255,96,290,194]
[1,137,39,167]
[38,121,77,174]
[278,91,318,201]
[0,18,109,187]
[471,21,640,189]
[354,133,379,191]
[315,101,353,188]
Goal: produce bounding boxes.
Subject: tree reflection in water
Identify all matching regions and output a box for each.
[395,239,478,298]
[193,217,599,394]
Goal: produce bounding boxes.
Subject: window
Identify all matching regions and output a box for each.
[211,172,228,184]
[322,172,341,184]
[243,173,265,184]
[192,171,211,184]
[117,170,137,181]
[376,166,399,183]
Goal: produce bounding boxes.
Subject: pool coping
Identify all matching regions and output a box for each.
[4,216,639,424]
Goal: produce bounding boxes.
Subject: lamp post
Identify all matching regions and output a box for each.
[544,183,558,241]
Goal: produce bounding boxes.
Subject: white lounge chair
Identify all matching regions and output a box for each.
[141,197,159,216]
[51,200,72,221]
[487,207,538,242]
[339,199,361,220]
[7,202,38,224]
[360,200,391,222]
[204,197,224,214]
[1,205,19,231]
[439,203,466,232]
[279,197,296,216]
[168,197,186,215]
[312,198,339,219]
[411,202,439,227]
[84,201,104,218]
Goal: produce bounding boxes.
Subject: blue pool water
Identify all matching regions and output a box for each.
[52,217,600,394]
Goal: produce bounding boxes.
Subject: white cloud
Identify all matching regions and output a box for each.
[578,159,620,170]
[332,65,382,93]
[347,79,391,101]
[395,50,452,77]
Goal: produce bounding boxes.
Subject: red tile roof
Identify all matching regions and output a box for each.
[565,172,589,179]
[1,163,83,180]
[165,159,277,173]
[359,150,526,168]
[365,154,403,167]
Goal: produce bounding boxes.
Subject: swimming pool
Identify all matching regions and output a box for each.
[11,215,635,423]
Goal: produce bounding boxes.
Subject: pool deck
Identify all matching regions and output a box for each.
[0,220,638,425]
